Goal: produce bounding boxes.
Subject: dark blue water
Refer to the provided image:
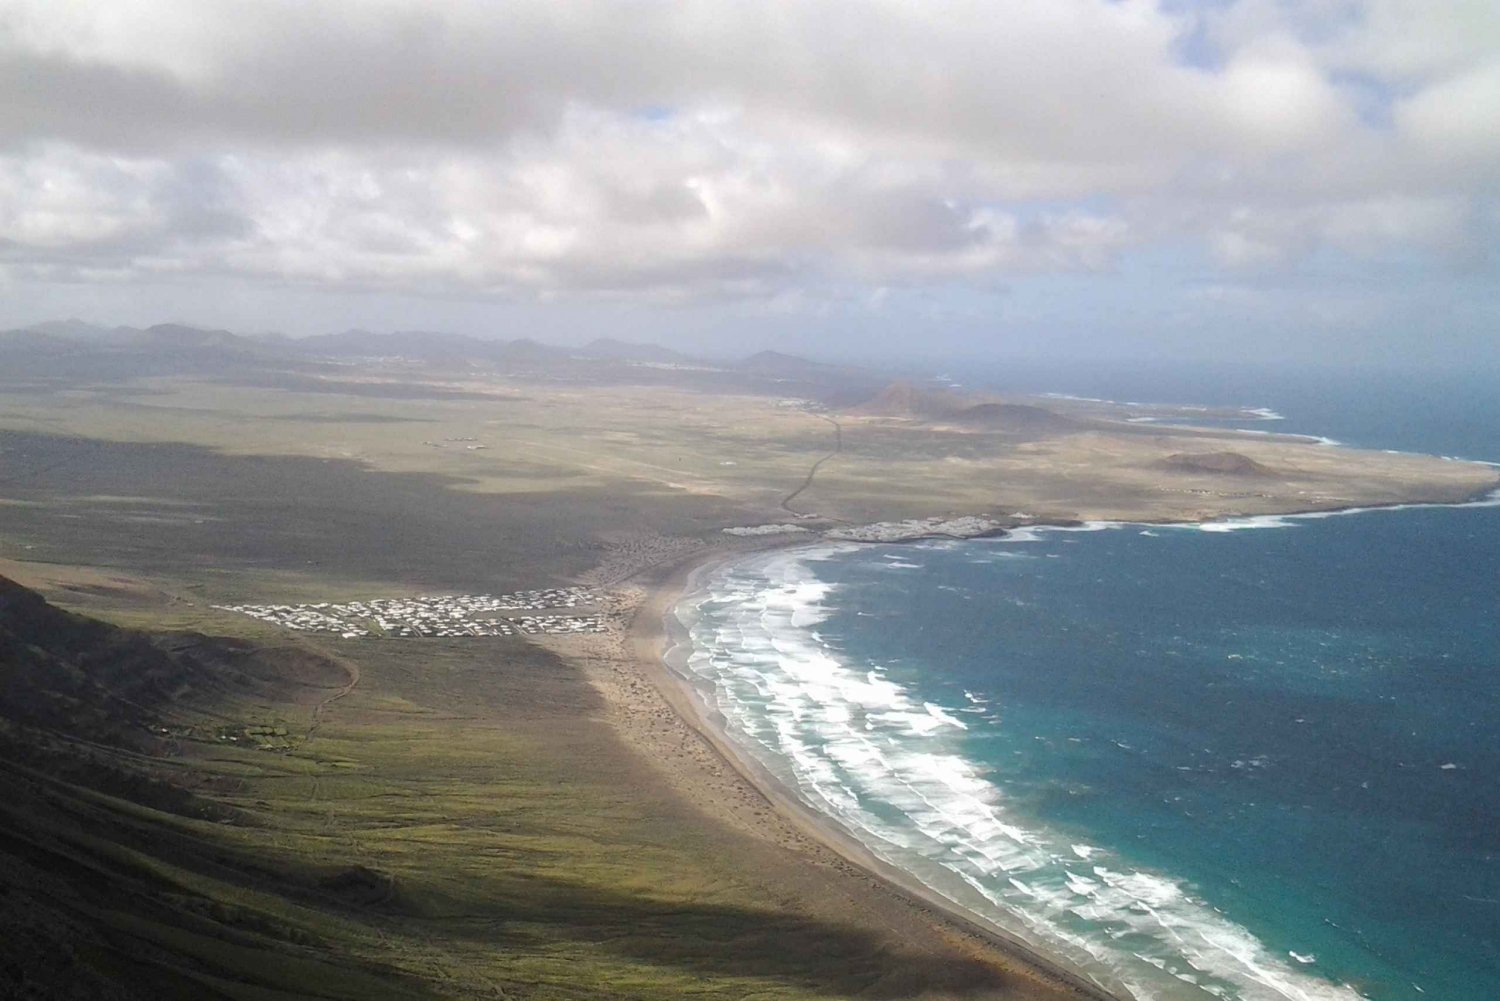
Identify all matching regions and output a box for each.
[972,361,1499,462]
[678,369,1499,1001]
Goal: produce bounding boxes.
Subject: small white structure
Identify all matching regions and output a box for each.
[212,585,606,639]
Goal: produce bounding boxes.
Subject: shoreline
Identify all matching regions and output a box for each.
[624,540,1128,1001]
[618,481,1500,1001]
[755,468,1500,547]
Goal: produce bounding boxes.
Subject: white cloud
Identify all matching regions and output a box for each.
[1319,0,1500,81]
[1395,61,1500,170]
[0,0,1495,303]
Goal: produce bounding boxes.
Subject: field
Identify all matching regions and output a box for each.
[2,366,1493,605]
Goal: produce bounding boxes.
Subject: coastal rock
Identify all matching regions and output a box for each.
[825,516,1006,543]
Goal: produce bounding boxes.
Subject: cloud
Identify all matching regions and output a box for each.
[0,0,1495,303]
[1395,62,1500,170]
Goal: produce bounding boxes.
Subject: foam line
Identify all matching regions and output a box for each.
[679,549,1373,1001]
[981,485,1500,542]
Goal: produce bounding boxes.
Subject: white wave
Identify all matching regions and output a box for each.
[678,551,1371,1001]
[995,521,1125,544]
[1040,393,1286,425]
[1190,487,1500,533]
[988,484,1500,542]
[1232,428,1342,447]
[924,702,968,730]
[1043,392,1114,404]
[1197,515,1299,533]
[998,526,1053,543]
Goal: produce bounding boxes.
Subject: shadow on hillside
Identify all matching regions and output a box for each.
[420,871,1023,998]
[0,428,749,593]
[0,579,1032,999]
[0,750,1023,1001]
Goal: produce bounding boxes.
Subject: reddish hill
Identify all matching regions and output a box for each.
[846,380,968,418]
[847,383,1084,436]
[1163,451,1274,476]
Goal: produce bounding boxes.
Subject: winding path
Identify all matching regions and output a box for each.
[308,651,360,736]
[780,414,842,515]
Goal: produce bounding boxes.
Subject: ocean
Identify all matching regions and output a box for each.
[671,366,1499,1001]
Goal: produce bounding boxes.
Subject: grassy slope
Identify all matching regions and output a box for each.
[0,579,1026,1000]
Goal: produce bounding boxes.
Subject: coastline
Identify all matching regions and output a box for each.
[623,540,1128,1001]
[615,479,1500,1001]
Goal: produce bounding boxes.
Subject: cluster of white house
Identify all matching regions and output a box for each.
[212,586,603,639]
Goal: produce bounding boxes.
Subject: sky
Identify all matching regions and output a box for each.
[1,1,1497,367]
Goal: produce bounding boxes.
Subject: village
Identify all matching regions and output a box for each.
[213,585,606,638]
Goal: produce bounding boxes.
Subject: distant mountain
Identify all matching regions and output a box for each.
[736,349,833,377]
[0,328,72,353]
[8,318,132,341]
[578,337,698,365]
[295,328,489,361]
[493,336,569,364]
[0,320,891,398]
[294,329,571,366]
[0,321,301,381]
[4,320,257,350]
[133,322,248,350]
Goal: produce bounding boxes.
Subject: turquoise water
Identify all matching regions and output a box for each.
[675,372,1499,1001]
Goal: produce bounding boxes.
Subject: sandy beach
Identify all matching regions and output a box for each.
[591,477,1500,1000]
[572,540,1128,1001]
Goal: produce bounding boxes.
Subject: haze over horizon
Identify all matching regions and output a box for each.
[2,1,1497,368]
